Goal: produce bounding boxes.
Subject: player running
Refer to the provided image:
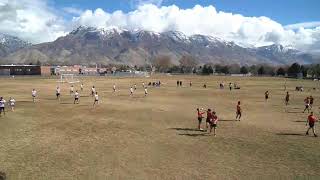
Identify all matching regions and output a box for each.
[80,83,84,91]
[236,101,242,121]
[303,97,310,113]
[56,86,61,101]
[8,97,15,112]
[210,111,219,136]
[309,96,314,108]
[197,108,205,130]
[0,97,6,117]
[91,86,96,97]
[265,91,269,101]
[74,91,80,104]
[206,109,213,130]
[306,112,317,137]
[130,87,134,96]
[285,91,290,106]
[32,89,37,102]
[134,84,137,91]
[70,85,74,95]
[113,84,116,93]
[144,87,148,97]
[93,92,99,107]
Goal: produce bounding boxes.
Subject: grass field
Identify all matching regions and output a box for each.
[0,75,320,179]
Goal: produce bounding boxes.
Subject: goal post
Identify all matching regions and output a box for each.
[58,74,80,84]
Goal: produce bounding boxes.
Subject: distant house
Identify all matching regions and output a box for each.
[0,65,41,75]
[0,65,53,76]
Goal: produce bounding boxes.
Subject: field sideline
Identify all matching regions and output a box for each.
[0,75,320,179]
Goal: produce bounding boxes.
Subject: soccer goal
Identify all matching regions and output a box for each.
[58,74,80,84]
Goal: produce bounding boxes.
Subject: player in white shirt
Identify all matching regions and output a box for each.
[93,92,99,107]
[8,97,15,111]
[70,85,74,95]
[0,97,6,116]
[56,86,61,101]
[91,86,96,97]
[113,84,116,93]
[144,87,148,97]
[142,82,145,88]
[130,87,134,96]
[74,91,80,104]
[134,84,137,90]
[80,83,84,91]
[32,89,37,102]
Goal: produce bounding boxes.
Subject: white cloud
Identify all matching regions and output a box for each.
[285,21,320,30]
[63,7,84,15]
[0,0,67,43]
[72,4,320,53]
[130,0,164,8]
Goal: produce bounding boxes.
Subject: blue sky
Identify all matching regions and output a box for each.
[52,0,320,25]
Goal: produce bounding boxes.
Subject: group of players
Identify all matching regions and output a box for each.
[196,101,242,137]
[195,87,318,137]
[1,79,319,137]
[0,81,151,117]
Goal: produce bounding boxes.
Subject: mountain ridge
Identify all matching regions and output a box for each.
[0,26,318,65]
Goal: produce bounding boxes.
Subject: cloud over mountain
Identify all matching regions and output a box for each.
[0,0,319,54]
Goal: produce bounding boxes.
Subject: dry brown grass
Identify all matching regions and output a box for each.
[0,75,320,179]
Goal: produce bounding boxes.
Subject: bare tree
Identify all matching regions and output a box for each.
[153,55,173,72]
[179,55,198,73]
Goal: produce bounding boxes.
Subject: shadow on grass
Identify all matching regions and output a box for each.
[169,128,204,132]
[287,111,302,114]
[276,133,304,136]
[294,120,306,122]
[178,133,209,137]
[60,102,74,105]
[219,119,238,122]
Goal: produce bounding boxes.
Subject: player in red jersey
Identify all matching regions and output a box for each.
[236,101,242,121]
[209,111,219,136]
[306,112,317,137]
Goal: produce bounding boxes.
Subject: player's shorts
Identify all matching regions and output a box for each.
[306,105,310,108]
[206,118,211,123]
[56,93,60,96]
[75,98,79,100]
[32,95,36,97]
[211,123,217,128]
[95,99,98,102]
[309,122,315,128]
[0,107,4,111]
[198,117,203,122]
[236,111,241,115]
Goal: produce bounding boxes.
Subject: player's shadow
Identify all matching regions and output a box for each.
[18,100,34,103]
[276,133,305,136]
[219,119,238,122]
[294,120,306,122]
[60,102,74,105]
[286,111,302,114]
[178,133,209,137]
[170,128,204,132]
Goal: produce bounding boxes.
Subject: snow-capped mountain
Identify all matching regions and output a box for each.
[2,26,318,65]
[0,33,31,57]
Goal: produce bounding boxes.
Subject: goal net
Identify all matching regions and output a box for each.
[59,74,80,84]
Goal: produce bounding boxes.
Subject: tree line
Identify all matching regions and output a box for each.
[150,55,320,78]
